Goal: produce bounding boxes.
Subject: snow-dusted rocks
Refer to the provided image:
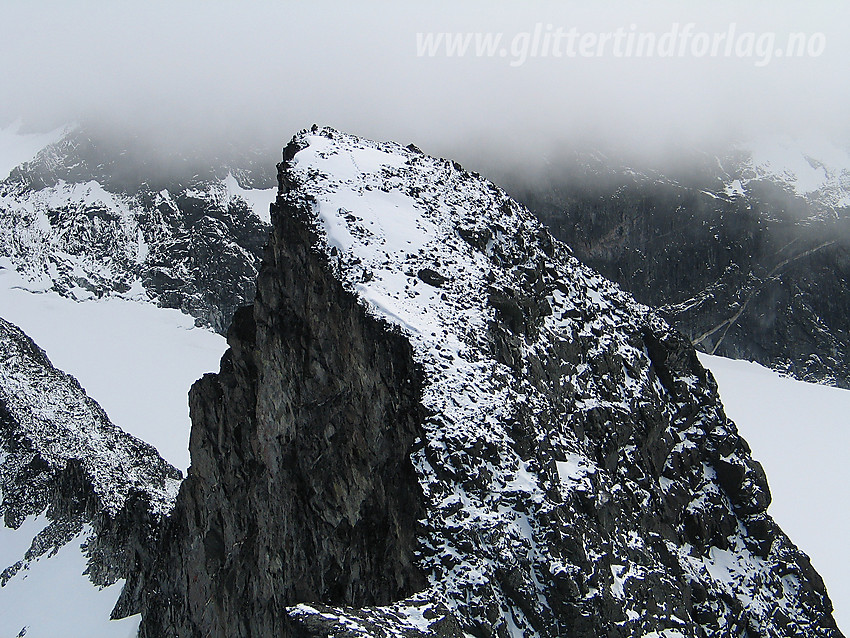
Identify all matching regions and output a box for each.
[0,316,180,520]
[138,127,842,637]
[0,127,273,332]
[0,315,182,625]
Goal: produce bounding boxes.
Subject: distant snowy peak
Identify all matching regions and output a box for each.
[0,127,273,332]
[729,137,850,210]
[222,172,274,224]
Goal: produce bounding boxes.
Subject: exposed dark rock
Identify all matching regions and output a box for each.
[137,185,428,636]
[137,129,842,637]
[0,315,180,616]
[418,268,448,287]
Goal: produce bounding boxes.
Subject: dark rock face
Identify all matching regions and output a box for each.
[505,159,850,387]
[0,315,180,615]
[138,196,427,636]
[138,129,842,637]
[0,127,273,332]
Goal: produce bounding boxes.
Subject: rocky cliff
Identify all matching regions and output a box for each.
[138,128,842,637]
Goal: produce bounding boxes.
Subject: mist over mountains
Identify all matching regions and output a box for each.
[3,1,849,177]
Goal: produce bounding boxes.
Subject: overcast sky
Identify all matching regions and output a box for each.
[2,1,848,170]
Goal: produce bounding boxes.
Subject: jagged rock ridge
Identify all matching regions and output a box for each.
[5,124,848,388]
[138,128,842,637]
[0,315,180,616]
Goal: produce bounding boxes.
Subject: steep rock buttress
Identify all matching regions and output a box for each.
[139,128,842,638]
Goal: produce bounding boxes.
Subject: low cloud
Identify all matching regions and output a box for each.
[2,1,848,173]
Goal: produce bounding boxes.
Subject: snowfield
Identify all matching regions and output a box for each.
[0,518,141,638]
[0,273,226,636]
[700,353,849,632]
[743,136,850,209]
[0,264,227,471]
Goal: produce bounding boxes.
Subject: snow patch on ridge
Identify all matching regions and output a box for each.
[735,136,850,209]
[222,172,275,223]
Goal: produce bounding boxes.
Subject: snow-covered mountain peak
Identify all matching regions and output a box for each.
[139,127,841,637]
[735,135,850,209]
[285,126,657,459]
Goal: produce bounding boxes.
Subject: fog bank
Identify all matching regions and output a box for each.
[2,1,848,173]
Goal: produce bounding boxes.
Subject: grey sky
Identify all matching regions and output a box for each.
[2,1,848,169]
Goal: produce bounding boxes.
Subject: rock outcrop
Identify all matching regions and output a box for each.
[138,128,842,637]
[0,315,181,615]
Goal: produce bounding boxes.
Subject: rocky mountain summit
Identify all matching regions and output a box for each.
[505,145,850,388]
[135,128,842,637]
[0,126,273,332]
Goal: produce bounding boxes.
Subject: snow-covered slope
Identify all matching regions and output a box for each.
[1,246,227,637]
[0,295,223,635]
[701,353,850,632]
[0,315,180,517]
[0,260,227,470]
[0,519,142,638]
[0,120,68,181]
